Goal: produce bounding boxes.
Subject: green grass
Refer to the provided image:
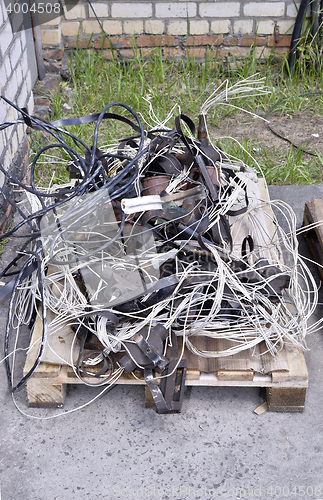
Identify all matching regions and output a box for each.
[30,33,323,186]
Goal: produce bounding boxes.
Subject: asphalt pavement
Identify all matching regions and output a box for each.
[0,183,322,500]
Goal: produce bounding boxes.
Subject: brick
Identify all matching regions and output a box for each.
[167,21,188,36]
[14,61,23,82]
[111,3,152,18]
[38,14,60,27]
[0,65,7,92]
[256,20,275,35]
[26,71,33,93]
[10,36,22,70]
[62,21,80,36]
[88,3,109,18]
[2,152,11,176]
[109,36,132,48]
[94,37,108,49]
[277,20,295,34]
[244,2,285,17]
[189,20,209,35]
[287,3,300,17]
[102,20,123,35]
[224,46,251,57]
[187,47,206,59]
[42,48,64,60]
[40,27,62,47]
[4,70,18,101]
[64,3,86,20]
[71,37,93,48]
[273,47,289,55]
[0,20,13,55]
[163,47,184,59]
[141,47,161,58]
[156,2,197,18]
[240,36,266,46]
[20,29,26,49]
[254,46,272,59]
[83,20,102,34]
[34,96,50,106]
[145,20,164,35]
[209,48,226,60]
[233,20,254,35]
[185,35,223,47]
[136,35,176,47]
[200,3,240,18]
[10,130,18,157]
[211,20,231,34]
[44,59,62,72]
[0,100,7,124]
[27,92,34,115]
[267,35,292,47]
[3,53,11,77]
[123,20,143,35]
[17,123,26,144]
[119,48,137,58]
[102,49,115,60]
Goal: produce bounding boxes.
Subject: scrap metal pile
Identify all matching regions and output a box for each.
[0,77,317,413]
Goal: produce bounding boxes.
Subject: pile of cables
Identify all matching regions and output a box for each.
[0,76,318,413]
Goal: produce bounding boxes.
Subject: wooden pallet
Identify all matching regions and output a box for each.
[23,177,309,412]
[303,199,323,281]
[24,320,308,412]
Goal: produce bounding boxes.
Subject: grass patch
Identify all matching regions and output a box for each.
[30,37,323,186]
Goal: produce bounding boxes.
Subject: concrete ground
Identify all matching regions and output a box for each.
[0,184,323,500]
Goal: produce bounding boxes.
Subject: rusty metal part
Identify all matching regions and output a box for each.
[119,324,169,373]
[142,175,170,196]
[144,331,187,414]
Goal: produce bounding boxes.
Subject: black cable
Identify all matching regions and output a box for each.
[86,0,124,62]
[265,92,323,156]
[4,251,46,392]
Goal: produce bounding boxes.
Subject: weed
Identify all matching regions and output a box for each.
[30,37,323,186]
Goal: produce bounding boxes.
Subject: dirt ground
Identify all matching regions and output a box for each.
[209,112,323,154]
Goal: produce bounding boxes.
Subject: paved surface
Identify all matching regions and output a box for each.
[0,184,323,500]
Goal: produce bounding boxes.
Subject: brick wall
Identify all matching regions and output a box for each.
[0,0,36,229]
[40,0,302,59]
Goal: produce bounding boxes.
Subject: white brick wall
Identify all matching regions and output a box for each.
[145,20,165,34]
[64,3,86,19]
[111,3,152,18]
[211,19,231,34]
[124,20,144,35]
[103,20,123,35]
[0,0,35,194]
[256,20,275,35]
[155,2,197,18]
[88,2,109,18]
[200,3,241,18]
[233,20,254,34]
[167,21,189,36]
[190,20,209,35]
[9,36,21,71]
[0,21,13,55]
[244,2,285,17]
[49,0,301,54]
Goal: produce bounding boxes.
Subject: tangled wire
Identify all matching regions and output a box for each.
[0,76,319,410]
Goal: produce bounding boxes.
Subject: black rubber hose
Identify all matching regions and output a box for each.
[311,0,320,36]
[288,0,311,75]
